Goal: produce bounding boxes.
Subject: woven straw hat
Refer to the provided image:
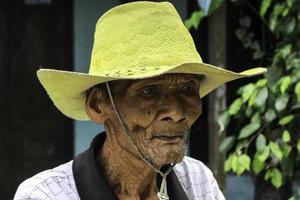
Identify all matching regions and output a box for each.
[37,1,266,120]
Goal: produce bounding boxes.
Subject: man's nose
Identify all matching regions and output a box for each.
[157,93,187,123]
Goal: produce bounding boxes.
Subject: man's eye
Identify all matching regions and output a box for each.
[181,85,197,95]
[139,86,160,97]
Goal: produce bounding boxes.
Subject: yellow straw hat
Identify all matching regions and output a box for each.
[37,1,266,120]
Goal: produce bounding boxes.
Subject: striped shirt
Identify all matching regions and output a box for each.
[14,134,225,200]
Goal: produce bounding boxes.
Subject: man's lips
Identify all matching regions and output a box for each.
[152,135,183,142]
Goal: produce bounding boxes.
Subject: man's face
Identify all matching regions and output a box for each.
[106,73,202,168]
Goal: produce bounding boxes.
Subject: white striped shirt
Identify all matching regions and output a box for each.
[14,133,225,200]
[14,157,225,200]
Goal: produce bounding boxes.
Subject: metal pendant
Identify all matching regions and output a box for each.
[157,192,169,200]
[157,174,169,200]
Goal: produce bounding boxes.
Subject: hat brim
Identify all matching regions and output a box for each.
[37,62,266,120]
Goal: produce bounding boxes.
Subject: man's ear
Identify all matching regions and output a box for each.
[85,87,108,124]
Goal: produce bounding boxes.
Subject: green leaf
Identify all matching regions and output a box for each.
[238,154,251,172]
[281,157,294,178]
[269,4,286,31]
[265,169,272,180]
[282,145,292,157]
[260,0,272,17]
[236,141,248,152]
[275,94,289,112]
[252,152,265,174]
[274,4,286,16]
[256,79,267,87]
[229,98,243,115]
[294,82,300,102]
[243,32,254,48]
[282,7,290,17]
[185,10,206,30]
[256,87,268,107]
[270,14,277,31]
[264,168,282,188]
[297,140,300,154]
[240,154,251,170]
[271,168,283,188]
[248,90,258,107]
[265,109,276,122]
[236,28,246,40]
[270,142,283,161]
[287,0,294,7]
[258,146,270,162]
[287,54,300,70]
[219,136,236,153]
[253,50,265,60]
[238,123,261,139]
[282,130,291,142]
[292,103,300,110]
[218,112,230,132]
[280,76,291,94]
[237,86,244,95]
[224,159,231,172]
[283,18,296,34]
[256,134,267,151]
[231,154,239,172]
[208,0,224,15]
[280,44,292,58]
[184,19,193,30]
[251,112,261,124]
[250,41,260,51]
[224,154,234,172]
[239,16,251,28]
[245,106,253,117]
[278,115,294,126]
[265,66,282,86]
[231,154,251,176]
[242,84,256,102]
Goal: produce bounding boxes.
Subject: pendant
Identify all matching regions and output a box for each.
[157,192,169,200]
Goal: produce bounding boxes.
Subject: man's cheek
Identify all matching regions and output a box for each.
[133,110,157,128]
[189,105,202,122]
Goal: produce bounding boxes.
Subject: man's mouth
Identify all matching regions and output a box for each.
[152,135,183,142]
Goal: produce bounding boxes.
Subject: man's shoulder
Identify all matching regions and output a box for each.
[174,156,225,200]
[14,160,79,200]
[175,156,213,176]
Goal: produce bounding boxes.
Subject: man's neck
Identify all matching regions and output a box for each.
[98,128,159,200]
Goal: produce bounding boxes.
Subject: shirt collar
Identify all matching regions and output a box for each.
[72,132,188,200]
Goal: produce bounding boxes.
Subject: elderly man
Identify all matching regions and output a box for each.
[14,1,265,200]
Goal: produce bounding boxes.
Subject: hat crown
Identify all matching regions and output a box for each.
[89,1,202,77]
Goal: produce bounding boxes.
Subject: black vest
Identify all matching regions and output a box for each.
[72,133,188,200]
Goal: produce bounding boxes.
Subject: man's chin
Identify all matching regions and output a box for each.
[160,153,185,166]
[144,148,186,168]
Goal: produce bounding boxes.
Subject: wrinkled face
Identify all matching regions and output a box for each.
[104,74,202,168]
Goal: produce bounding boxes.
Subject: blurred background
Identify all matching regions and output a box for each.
[1,0,299,199]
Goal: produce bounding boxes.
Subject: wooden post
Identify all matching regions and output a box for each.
[207,1,227,194]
